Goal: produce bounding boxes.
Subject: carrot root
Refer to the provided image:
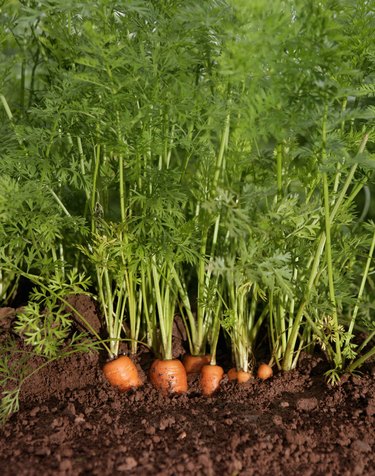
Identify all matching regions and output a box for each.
[257,363,273,380]
[237,370,252,383]
[227,368,252,383]
[149,359,188,394]
[200,364,224,396]
[183,354,211,374]
[103,355,143,391]
[227,367,238,381]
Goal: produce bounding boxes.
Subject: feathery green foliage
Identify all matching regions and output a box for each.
[0,0,374,400]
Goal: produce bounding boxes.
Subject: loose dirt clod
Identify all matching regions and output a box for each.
[296,397,318,411]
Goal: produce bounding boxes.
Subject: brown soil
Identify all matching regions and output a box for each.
[0,299,374,476]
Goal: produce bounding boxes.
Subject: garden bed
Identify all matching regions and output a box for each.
[0,302,374,476]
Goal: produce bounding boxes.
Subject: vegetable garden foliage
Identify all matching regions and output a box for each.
[0,0,374,418]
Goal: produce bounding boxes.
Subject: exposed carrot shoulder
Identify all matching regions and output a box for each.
[183,354,211,374]
[257,363,273,380]
[200,364,224,396]
[149,359,188,394]
[227,367,238,381]
[103,355,143,391]
[237,370,252,383]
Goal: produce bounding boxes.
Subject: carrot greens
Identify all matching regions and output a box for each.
[0,0,374,412]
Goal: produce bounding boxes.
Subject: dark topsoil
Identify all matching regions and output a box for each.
[0,296,374,476]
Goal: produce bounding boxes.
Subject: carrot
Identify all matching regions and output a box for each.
[237,370,252,383]
[227,367,238,381]
[183,354,211,374]
[227,368,252,383]
[200,364,224,396]
[103,355,143,391]
[257,363,273,380]
[149,359,188,394]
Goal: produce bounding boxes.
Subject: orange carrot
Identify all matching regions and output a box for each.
[149,359,188,394]
[227,368,252,383]
[183,354,211,374]
[237,370,252,383]
[200,364,224,396]
[257,363,273,380]
[103,355,143,391]
[227,367,238,381]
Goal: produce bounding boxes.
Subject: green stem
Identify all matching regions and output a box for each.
[20,59,25,113]
[212,110,230,191]
[0,94,26,150]
[91,144,101,232]
[124,269,139,355]
[103,268,116,357]
[355,330,375,355]
[346,346,375,373]
[278,299,287,353]
[48,187,72,217]
[193,109,230,355]
[333,98,348,194]
[281,133,369,371]
[196,228,208,355]
[151,258,173,360]
[0,94,13,120]
[276,143,283,199]
[170,266,197,349]
[323,170,341,365]
[330,133,369,220]
[141,265,156,351]
[282,233,326,370]
[345,227,375,353]
[209,292,223,366]
[119,154,126,222]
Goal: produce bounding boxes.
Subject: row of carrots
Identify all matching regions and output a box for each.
[103,354,273,396]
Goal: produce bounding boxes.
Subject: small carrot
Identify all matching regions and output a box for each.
[227,367,238,381]
[237,370,252,383]
[103,355,143,391]
[183,354,211,374]
[227,368,252,383]
[200,364,224,396]
[257,363,273,380]
[149,359,188,394]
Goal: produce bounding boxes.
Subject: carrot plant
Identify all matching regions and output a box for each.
[130,171,197,393]
[78,224,143,359]
[177,107,232,362]
[0,0,374,407]
[221,0,375,380]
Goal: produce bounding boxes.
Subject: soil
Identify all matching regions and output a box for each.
[0,297,375,476]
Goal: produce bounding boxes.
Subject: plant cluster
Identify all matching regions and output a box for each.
[0,0,374,419]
